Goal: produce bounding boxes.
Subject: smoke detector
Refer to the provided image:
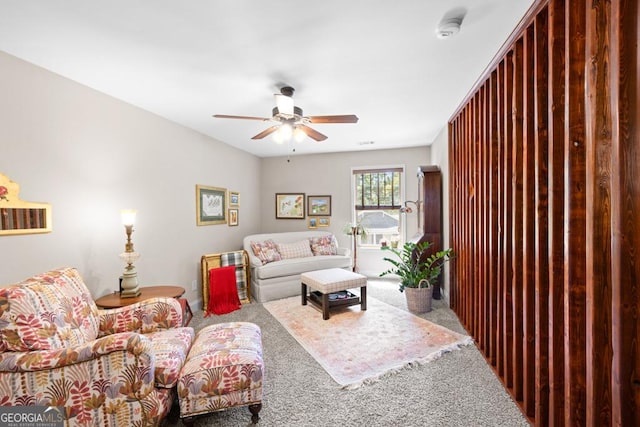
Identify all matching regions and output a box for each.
[436,17,462,39]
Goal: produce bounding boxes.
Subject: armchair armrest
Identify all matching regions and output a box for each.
[98,297,183,337]
[0,332,151,373]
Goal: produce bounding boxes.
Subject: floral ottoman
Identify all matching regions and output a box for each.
[177,322,264,425]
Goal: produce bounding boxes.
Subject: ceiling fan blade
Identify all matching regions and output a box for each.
[251,126,280,140]
[299,125,328,141]
[213,114,270,121]
[307,114,359,124]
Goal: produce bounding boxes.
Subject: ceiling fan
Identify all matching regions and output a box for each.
[213,86,358,142]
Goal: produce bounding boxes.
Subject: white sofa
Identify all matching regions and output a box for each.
[243,231,352,302]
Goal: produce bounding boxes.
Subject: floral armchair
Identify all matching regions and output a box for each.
[0,267,194,426]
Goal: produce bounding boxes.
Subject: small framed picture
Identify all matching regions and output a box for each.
[228,208,239,226]
[276,193,305,219]
[308,217,318,228]
[229,191,240,207]
[307,195,331,216]
[196,185,227,225]
[318,217,330,227]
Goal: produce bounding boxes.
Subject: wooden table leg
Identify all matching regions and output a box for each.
[361,286,367,311]
[322,292,330,320]
[301,283,307,305]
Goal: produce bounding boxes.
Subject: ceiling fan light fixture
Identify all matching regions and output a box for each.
[273,123,293,143]
[273,130,284,144]
[214,85,356,143]
[293,127,306,142]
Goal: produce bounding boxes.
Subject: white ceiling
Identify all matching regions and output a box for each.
[0,0,534,158]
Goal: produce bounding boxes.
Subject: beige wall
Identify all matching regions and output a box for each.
[0,50,439,306]
[260,147,430,276]
[0,51,262,307]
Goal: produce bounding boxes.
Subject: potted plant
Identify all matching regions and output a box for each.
[390,236,399,249]
[379,241,453,313]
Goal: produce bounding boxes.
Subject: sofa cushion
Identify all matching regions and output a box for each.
[277,239,313,259]
[253,255,351,280]
[0,267,100,352]
[146,326,195,388]
[309,235,338,256]
[250,239,282,264]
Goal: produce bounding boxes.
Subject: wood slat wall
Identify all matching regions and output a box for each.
[448,0,639,425]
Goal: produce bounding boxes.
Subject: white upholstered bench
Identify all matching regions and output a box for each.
[300,268,367,320]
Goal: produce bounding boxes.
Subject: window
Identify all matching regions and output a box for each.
[352,167,403,247]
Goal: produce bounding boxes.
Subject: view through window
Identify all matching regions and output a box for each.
[352,167,403,247]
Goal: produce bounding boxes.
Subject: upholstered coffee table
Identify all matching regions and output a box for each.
[301,268,367,320]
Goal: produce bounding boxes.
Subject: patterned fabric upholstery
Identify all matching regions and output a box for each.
[178,322,264,420]
[97,297,185,336]
[309,235,339,256]
[250,239,282,264]
[0,268,100,351]
[0,267,194,426]
[277,239,313,259]
[146,327,195,388]
[220,251,247,300]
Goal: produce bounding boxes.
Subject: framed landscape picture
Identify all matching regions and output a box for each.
[307,195,331,216]
[196,185,227,225]
[318,217,330,227]
[275,193,305,219]
[229,191,240,207]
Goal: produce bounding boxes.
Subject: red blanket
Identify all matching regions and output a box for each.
[206,266,241,316]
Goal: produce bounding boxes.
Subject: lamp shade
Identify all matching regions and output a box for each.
[121,209,137,226]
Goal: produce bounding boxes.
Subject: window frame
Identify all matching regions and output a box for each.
[351,165,406,248]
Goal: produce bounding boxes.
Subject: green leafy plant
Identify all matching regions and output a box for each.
[380,241,453,292]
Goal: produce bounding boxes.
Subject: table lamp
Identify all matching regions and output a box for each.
[119,209,141,297]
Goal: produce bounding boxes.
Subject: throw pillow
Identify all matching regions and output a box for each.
[250,239,282,265]
[277,239,314,259]
[309,235,339,256]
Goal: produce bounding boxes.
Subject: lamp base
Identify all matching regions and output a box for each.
[120,268,141,298]
[120,288,141,298]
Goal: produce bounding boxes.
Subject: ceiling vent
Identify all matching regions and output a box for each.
[436,17,462,39]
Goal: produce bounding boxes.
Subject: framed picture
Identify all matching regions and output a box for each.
[228,208,239,226]
[318,217,330,227]
[196,185,227,225]
[229,191,240,207]
[275,193,305,219]
[308,217,318,228]
[307,195,332,216]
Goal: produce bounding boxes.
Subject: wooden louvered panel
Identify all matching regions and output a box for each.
[447,0,639,424]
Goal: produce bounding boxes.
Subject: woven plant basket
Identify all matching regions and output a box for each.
[404,282,433,313]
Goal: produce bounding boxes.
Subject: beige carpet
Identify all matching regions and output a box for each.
[263,295,473,389]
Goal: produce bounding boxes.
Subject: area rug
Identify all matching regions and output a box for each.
[263,296,473,389]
